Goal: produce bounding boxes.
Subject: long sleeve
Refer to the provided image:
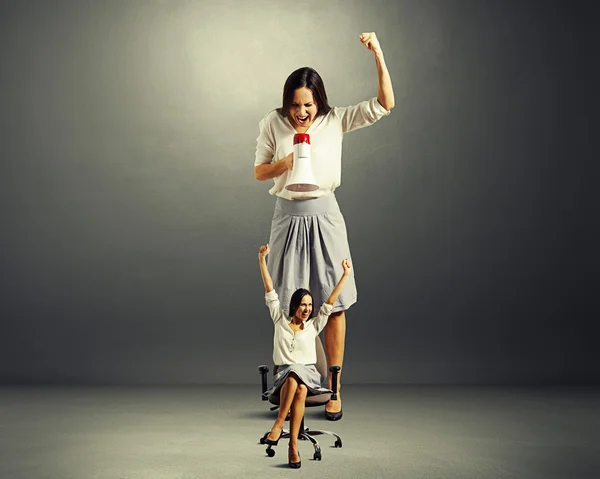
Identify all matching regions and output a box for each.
[312,302,335,334]
[254,112,276,166]
[265,289,285,325]
[336,97,391,133]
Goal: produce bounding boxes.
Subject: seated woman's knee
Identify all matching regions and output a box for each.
[286,372,300,385]
[296,383,308,397]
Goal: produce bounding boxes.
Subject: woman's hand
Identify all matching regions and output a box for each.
[360,32,382,55]
[255,154,292,181]
[282,152,294,171]
[259,244,270,260]
[341,258,352,276]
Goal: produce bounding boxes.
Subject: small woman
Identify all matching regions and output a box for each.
[258,244,351,469]
[254,32,394,419]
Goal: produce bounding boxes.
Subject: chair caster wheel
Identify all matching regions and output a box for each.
[313,451,322,461]
[266,448,275,457]
[334,439,342,448]
[259,437,265,444]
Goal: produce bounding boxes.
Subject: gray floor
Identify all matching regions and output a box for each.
[0,385,598,479]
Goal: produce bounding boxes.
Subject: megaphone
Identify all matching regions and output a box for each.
[285,133,319,192]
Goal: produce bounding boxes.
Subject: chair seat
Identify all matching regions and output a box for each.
[268,392,331,407]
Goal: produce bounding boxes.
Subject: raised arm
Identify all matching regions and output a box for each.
[325,259,352,306]
[258,244,274,293]
[360,32,395,111]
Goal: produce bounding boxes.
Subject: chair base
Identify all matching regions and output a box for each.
[259,422,342,461]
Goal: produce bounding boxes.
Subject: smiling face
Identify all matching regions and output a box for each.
[289,87,318,130]
[293,294,313,322]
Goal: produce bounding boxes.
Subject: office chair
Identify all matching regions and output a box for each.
[257,336,343,461]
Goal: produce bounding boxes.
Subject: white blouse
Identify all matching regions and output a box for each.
[255,97,391,200]
[265,290,334,366]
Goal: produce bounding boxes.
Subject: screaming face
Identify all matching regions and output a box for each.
[289,87,318,130]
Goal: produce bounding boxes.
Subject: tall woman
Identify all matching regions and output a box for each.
[254,32,394,420]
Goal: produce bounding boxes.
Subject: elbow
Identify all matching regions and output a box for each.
[254,167,265,181]
[377,96,395,112]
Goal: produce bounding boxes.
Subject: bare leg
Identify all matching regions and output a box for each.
[267,374,299,441]
[324,310,346,414]
[288,383,307,464]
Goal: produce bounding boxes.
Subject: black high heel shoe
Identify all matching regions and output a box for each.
[264,429,283,446]
[326,390,343,421]
[288,448,301,469]
[325,409,343,421]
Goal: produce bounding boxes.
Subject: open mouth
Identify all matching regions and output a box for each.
[296,115,309,125]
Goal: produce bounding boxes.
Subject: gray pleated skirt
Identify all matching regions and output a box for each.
[263,364,332,400]
[267,193,357,315]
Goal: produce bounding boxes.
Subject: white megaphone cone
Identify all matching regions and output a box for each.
[285,133,319,192]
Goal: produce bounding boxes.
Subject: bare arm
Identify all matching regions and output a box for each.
[254,153,293,181]
[325,259,352,306]
[258,244,274,293]
[360,32,395,111]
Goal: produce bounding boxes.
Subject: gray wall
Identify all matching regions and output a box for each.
[1,0,597,385]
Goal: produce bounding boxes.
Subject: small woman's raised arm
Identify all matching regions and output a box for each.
[325,259,352,306]
[258,244,274,293]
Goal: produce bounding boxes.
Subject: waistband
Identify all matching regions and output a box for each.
[274,193,340,216]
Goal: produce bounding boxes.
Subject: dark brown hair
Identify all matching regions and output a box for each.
[277,67,332,119]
